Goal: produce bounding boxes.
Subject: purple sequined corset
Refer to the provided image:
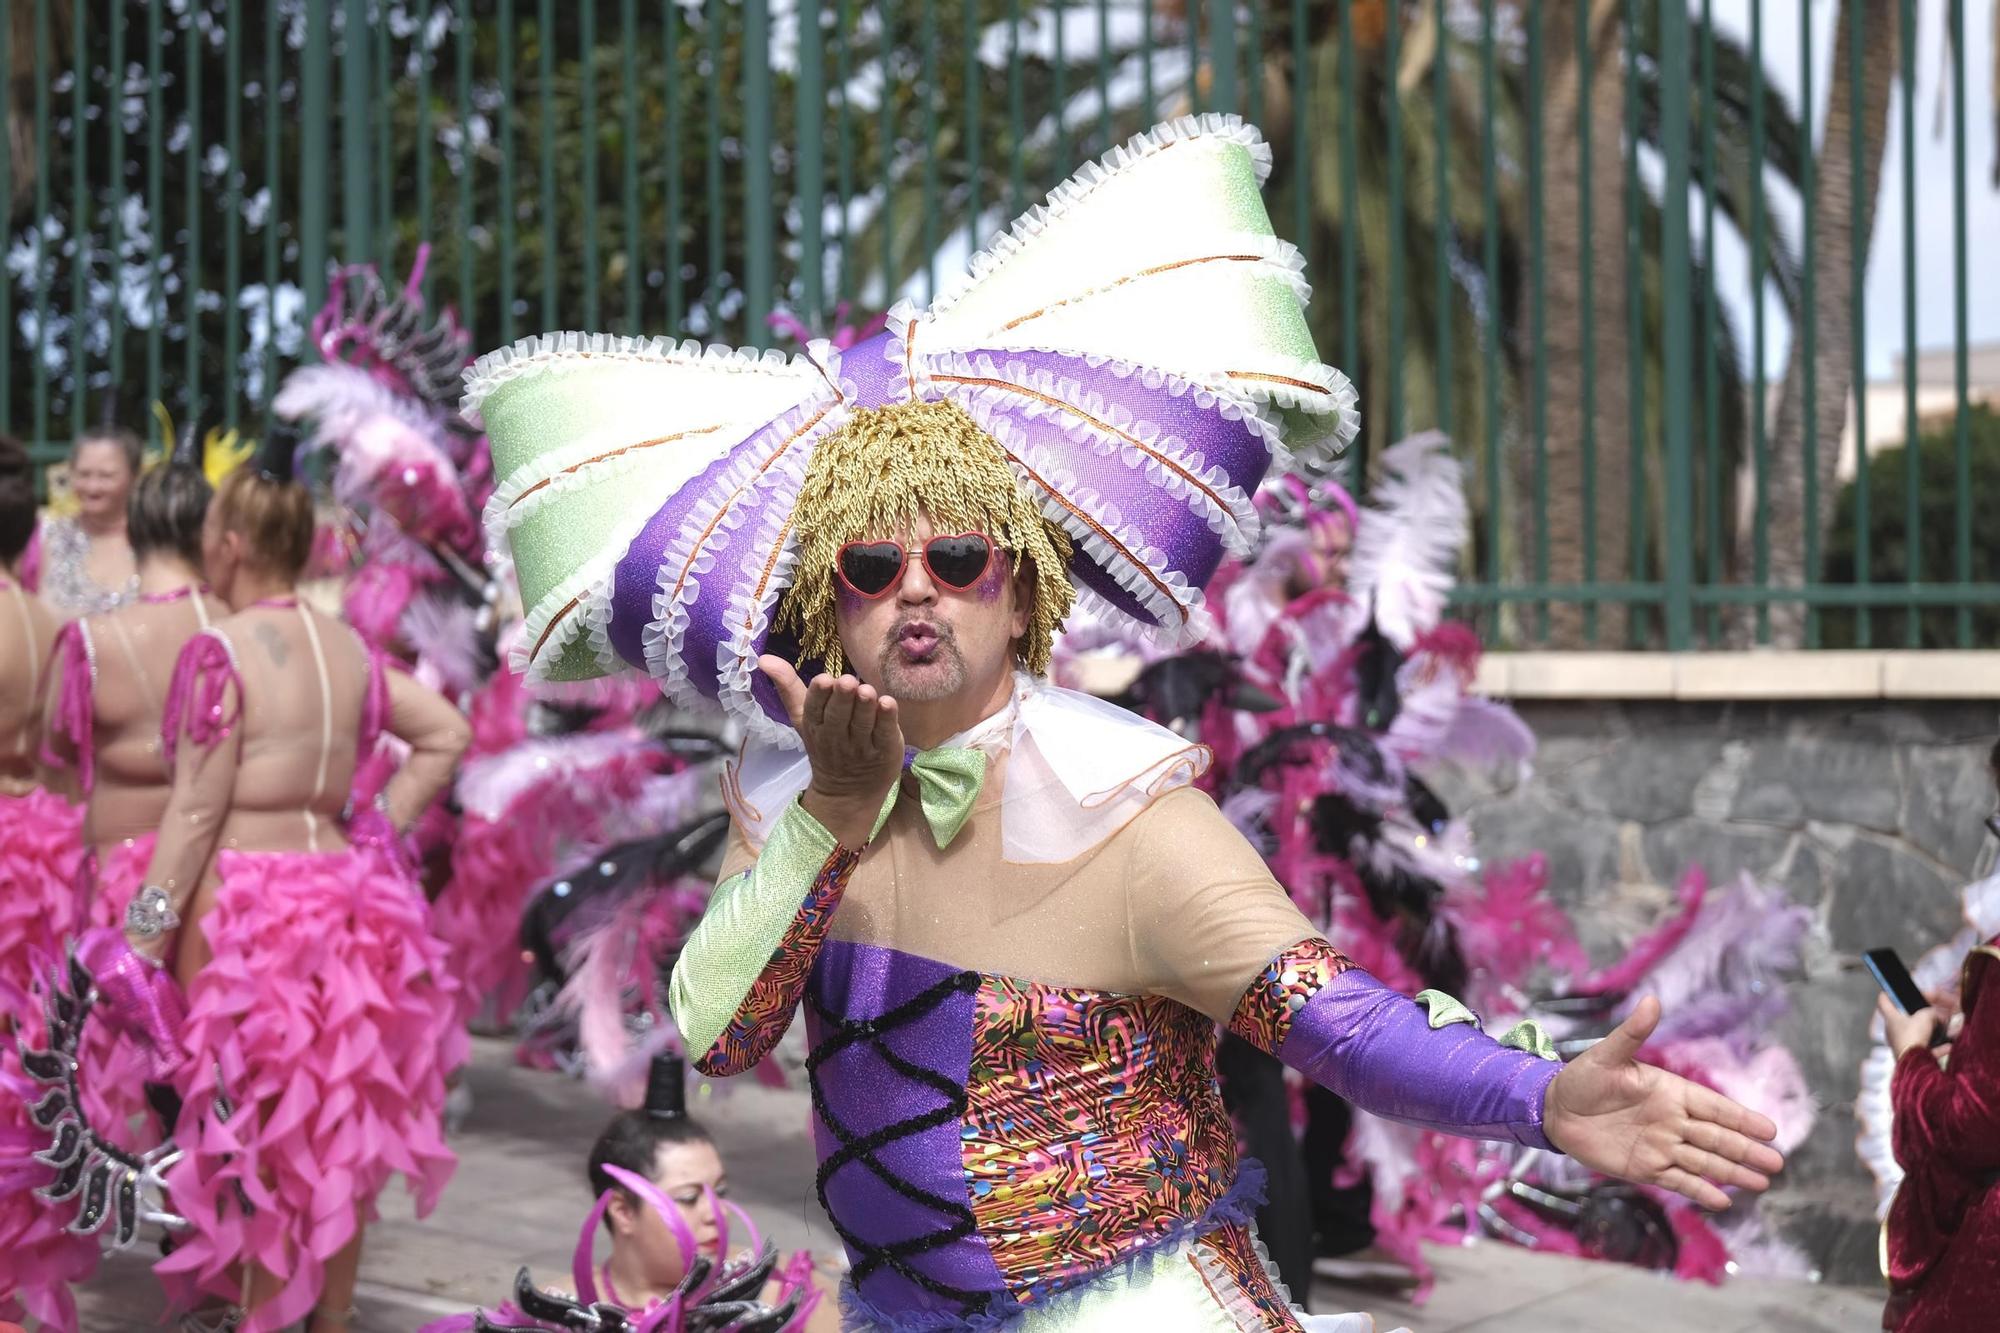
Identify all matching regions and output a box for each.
[805,939,1246,1327]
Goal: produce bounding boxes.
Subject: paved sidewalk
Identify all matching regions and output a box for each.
[75,1037,1883,1331]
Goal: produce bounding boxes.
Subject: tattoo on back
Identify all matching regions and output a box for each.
[251,620,290,667]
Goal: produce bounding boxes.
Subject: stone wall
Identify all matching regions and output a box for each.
[1428,697,2000,1286]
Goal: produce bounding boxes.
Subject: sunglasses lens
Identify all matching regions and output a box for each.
[837,542,905,596]
[925,534,993,589]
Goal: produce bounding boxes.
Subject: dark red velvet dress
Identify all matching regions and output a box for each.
[1885,943,2000,1332]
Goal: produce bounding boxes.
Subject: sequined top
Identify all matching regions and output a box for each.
[36,516,139,618]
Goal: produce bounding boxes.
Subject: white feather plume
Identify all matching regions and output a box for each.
[1346,431,1468,650]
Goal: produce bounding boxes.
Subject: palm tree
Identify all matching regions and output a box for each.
[1739,0,1897,648]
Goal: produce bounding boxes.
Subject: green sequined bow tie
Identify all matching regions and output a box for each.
[871,745,988,849]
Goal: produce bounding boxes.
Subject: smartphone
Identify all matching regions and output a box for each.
[1865,948,1948,1046]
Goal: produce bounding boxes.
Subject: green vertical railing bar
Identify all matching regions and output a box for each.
[1530,0,1548,639]
[1576,0,1597,641]
[300,0,330,320]
[621,0,640,332]
[1699,0,1720,644]
[1142,0,1155,115]
[32,0,50,448]
[1097,0,1113,154]
[1480,0,1501,589]
[108,1,126,409]
[374,3,392,266]
[539,0,558,331]
[499,0,518,344]
[1748,0,1767,642]
[1007,0,1024,221]
[343,0,372,271]
[1186,0,1200,116]
[665,0,683,328]
[1621,0,1646,643]
[581,0,600,330]
[146,0,164,440]
[1432,0,1451,440]
[920,0,940,300]
[878,10,894,306]
[455,1,474,345]
[1210,0,1236,118]
[417,0,434,308]
[1899,0,1918,645]
[833,0,854,308]
[1951,0,1970,646]
[798,0,826,326]
[186,0,204,424]
[1798,0,1817,645]
[1849,0,1870,646]
[964,0,982,250]
[744,0,773,344]
[0,9,9,431]
[1245,0,1263,130]
[1309,0,1326,293]
[224,0,243,432]
[1385,3,1405,445]
[262,0,279,422]
[1336,0,1361,390]
[69,0,88,437]
[1658,0,1693,650]
[1053,0,1068,167]
[704,3,723,322]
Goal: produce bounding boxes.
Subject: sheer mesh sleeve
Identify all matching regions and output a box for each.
[144,631,245,913]
[376,661,471,831]
[40,618,95,791]
[1127,786,1560,1149]
[671,800,860,1076]
[1123,785,1323,1023]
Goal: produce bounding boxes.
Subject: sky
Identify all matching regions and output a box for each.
[878,0,2000,385]
[1705,0,1999,382]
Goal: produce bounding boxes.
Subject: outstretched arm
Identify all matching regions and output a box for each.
[668,656,902,1077]
[1130,787,1783,1209]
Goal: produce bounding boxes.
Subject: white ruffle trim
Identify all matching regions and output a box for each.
[970,407,1209,650]
[511,537,623,686]
[459,329,813,422]
[882,300,923,403]
[480,422,732,554]
[1222,351,1364,433]
[714,410,852,748]
[931,350,1265,558]
[638,396,840,716]
[929,113,1271,323]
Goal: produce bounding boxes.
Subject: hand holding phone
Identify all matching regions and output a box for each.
[1865,948,1948,1048]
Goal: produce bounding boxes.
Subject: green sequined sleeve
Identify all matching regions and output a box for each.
[669,799,860,1076]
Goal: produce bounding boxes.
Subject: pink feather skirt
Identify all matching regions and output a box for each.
[155,845,467,1331]
[75,833,161,1153]
[0,787,84,1026]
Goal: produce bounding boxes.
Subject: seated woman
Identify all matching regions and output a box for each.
[424,1055,839,1333]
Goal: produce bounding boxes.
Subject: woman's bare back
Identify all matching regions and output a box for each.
[0,577,57,792]
[61,590,227,848]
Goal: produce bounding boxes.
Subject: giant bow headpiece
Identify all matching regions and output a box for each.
[466,115,1356,745]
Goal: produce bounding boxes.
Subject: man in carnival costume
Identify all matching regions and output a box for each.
[467,118,1784,1332]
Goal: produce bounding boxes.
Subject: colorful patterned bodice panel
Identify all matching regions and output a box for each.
[805,938,1244,1326]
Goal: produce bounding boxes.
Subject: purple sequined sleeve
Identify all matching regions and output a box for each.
[1228,939,1562,1151]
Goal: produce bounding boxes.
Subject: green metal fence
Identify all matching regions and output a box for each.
[7,0,1995,650]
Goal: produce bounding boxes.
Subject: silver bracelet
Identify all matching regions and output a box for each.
[125,885,182,939]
